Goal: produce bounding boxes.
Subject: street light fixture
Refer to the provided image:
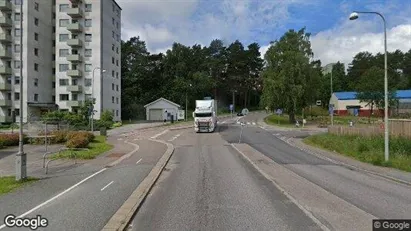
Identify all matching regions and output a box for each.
[349,11,389,162]
[16,0,25,181]
[91,67,106,132]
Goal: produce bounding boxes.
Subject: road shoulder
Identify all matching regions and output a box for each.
[231,143,376,231]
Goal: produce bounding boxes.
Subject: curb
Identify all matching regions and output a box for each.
[230,143,330,231]
[289,138,411,187]
[101,139,174,231]
[105,141,140,168]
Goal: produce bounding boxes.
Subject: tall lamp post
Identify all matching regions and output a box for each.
[185,83,192,121]
[91,67,106,132]
[330,65,334,126]
[16,0,25,181]
[349,11,389,161]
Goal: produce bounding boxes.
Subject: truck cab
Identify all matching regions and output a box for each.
[193,99,217,133]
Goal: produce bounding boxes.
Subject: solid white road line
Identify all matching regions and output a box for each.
[0,168,107,229]
[150,129,169,139]
[136,158,142,165]
[101,181,114,191]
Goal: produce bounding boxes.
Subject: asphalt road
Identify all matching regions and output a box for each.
[131,125,322,231]
[0,139,167,231]
[219,115,411,220]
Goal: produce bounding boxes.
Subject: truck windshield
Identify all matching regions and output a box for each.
[195,113,212,117]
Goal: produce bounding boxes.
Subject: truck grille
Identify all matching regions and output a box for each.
[198,122,209,127]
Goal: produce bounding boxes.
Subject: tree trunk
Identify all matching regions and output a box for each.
[289,100,297,123]
[369,102,374,124]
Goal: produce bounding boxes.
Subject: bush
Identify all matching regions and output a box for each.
[67,131,94,142]
[0,133,25,148]
[95,120,113,129]
[112,122,122,128]
[51,130,69,143]
[66,136,89,148]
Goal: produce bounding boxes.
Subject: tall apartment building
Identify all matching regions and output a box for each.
[0,0,121,123]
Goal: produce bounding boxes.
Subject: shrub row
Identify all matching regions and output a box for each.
[0,133,26,148]
[29,130,94,149]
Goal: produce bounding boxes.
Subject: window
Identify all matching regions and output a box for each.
[52,95,55,102]
[72,79,78,85]
[85,34,92,42]
[53,26,56,33]
[15,92,20,100]
[34,78,38,86]
[59,79,68,86]
[72,94,78,101]
[85,49,92,57]
[59,94,69,101]
[85,19,92,27]
[116,97,119,104]
[59,34,69,42]
[52,81,55,88]
[34,2,39,11]
[14,29,21,37]
[34,63,39,71]
[14,77,20,85]
[116,47,119,54]
[59,4,69,12]
[7,109,11,117]
[112,57,114,64]
[59,19,69,27]
[112,83,114,90]
[116,110,119,116]
[85,4,92,12]
[117,34,120,42]
[34,33,39,41]
[85,64,92,72]
[112,44,115,51]
[14,61,20,69]
[34,18,39,26]
[59,64,69,72]
[59,49,69,57]
[116,60,118,66]
[116,72,119,78]
[116,85,119,91]
[52,13,56,19]
[52,68,56,74]
[34,94,38,102]
[34,48,38,56]
[112,31,115,38]
[6,76,11,84]
[7,93,11,100]
[14,44,20,53]
[116,22,119,29]
[111,70,114,77]
[14,13,20,21]
[112,18,115,25]
[85,79,92,86]
[112,96,114,103]
[15,0,22,5]
[15,109,20,116]
[112,110,115,115]
[85,94,92,100]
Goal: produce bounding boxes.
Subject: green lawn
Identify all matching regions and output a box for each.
[304,133,411,172]
[0,176,38,195]
[264,114,296,127]
[52,135,113,160]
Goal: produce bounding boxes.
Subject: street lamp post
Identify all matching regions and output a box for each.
[16,0,26,181]
[185,84,192,121]
[91,67,106,132]
[330,66,334,126]
[350,11,389,161]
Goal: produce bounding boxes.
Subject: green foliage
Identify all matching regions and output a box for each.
[0,176,38,195]
[0,133,22,148]
[112,122,122,128]
[41,110,88,129]
[66,136,90,148]
[304,134,411,172]
[53,136,112,160]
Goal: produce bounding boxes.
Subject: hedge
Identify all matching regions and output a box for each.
[0,133,24,148]
[29,130,94,148]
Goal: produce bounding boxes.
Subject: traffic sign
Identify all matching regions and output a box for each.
[229,104,233,111]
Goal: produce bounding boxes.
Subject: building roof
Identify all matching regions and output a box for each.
[334,90,411,100]
[144,97,181,108]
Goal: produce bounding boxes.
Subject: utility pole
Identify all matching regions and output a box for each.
[16,0,26,181]
[330,66,334,126]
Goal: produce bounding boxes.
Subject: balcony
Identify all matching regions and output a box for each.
[0,66,11,74]
[0,17,12,27]
[0,33,11,43]
[67,7,83,18]
[67,38,82,47]
[67,54,82,62]
[0,48,11,59]
[67,23,83,32]
[0,99,11,106]
[0,82,11,90]
[0,115,12,122]
[67,100,82,107]
[67,85,82,92]
[0,0,12,11]
[67,69,82,77]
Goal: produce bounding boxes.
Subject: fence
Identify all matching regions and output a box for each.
[328,119,411,139]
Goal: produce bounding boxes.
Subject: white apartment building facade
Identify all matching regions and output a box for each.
[0,0,121,123]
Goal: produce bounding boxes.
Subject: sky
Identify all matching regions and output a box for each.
[117,0,411,67]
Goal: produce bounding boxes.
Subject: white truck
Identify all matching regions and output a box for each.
[193,99,217,133]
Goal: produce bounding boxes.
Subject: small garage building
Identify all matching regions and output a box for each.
[144,98,181,121]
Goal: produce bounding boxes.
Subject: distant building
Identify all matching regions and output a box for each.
[144,98,181,121]
[329,90,411,117]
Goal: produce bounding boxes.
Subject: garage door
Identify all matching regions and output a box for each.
[149,109,163,121]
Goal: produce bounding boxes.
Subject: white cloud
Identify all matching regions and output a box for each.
[310,23,411,67]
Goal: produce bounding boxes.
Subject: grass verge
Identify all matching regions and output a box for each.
[52,135,113,160]
[264,114,295,127]
[304,133,411,172]
[0,176,38,195]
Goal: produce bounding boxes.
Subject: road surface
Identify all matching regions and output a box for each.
[131,126,322,231]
